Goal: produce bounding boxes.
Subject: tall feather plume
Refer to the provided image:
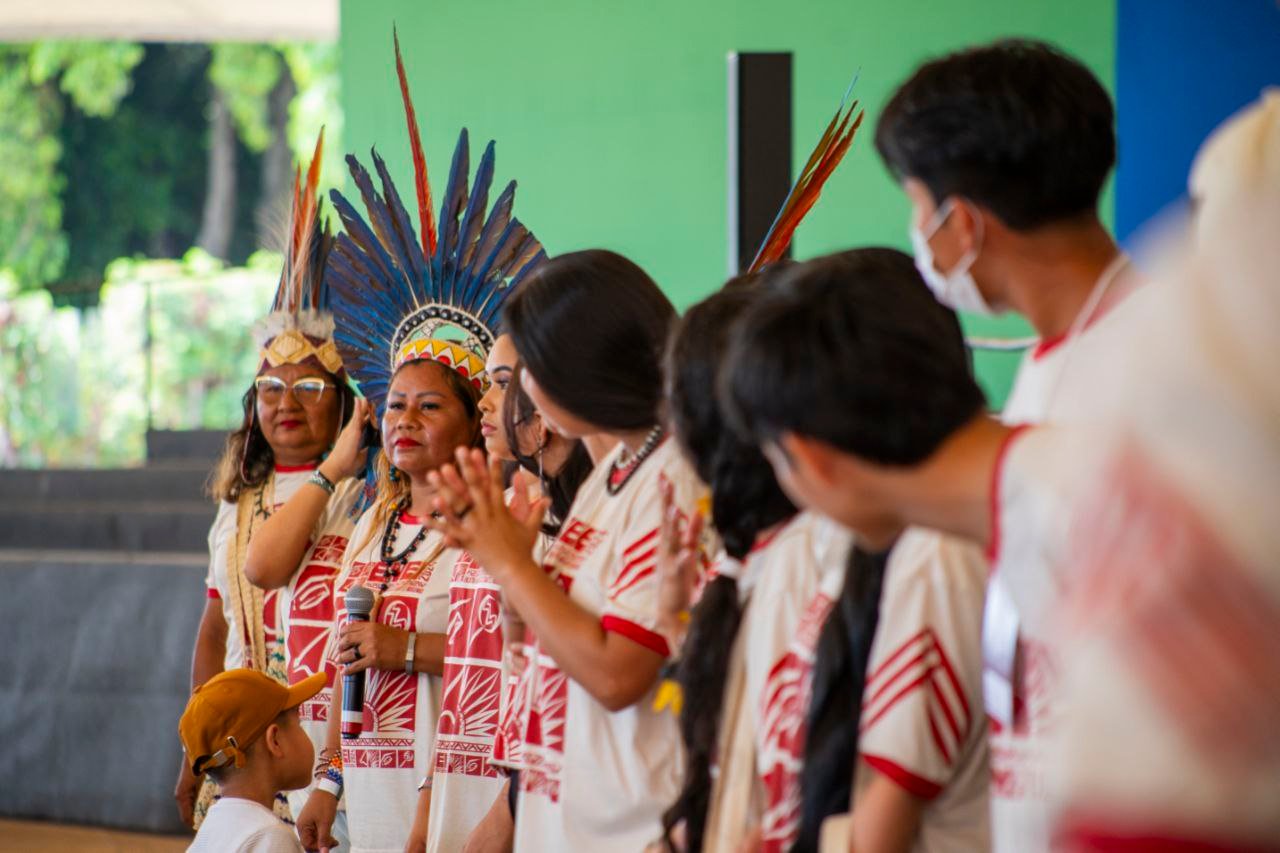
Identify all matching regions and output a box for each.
[747,76,864,273]
[270,129,333,316]
[325,34,546,415]
[394,28,437,258]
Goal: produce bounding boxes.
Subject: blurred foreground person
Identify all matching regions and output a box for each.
[1053,91,1280,851]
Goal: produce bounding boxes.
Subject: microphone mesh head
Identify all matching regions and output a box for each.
[345,585,375,618]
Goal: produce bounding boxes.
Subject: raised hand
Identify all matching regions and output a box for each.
[426,447,548,581]
[656,477,705,634]
[321,397,374,481]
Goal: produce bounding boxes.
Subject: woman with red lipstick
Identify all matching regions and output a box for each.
[427,249,710,853]
[292,44,550,853]
[297,355,485,853]
[176,135,359,833]
[437,336,595,852]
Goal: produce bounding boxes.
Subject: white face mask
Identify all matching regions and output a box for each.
[909,198,994,316]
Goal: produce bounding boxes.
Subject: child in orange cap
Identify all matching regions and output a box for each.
[180,669,326,852]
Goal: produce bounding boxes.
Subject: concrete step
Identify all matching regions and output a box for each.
[0,464,212,503]
[0,501,216,553]
[146,429,229,464]
[0,549,206,834]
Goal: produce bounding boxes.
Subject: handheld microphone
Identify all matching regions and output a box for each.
[341,585,375,740]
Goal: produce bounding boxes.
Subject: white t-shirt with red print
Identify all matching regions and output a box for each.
[1054,443,1280,850]
[426,545,508,853]
[511,438,704,853]
[702,513,853,853]
[277,477,362,819]
[333,510,457,853]
[753,536,846,853]
[983,427,1093,853]
[488,526,554,777]
[843,528,990,853]
[1000,268,1141,428]
[205,465,317,673]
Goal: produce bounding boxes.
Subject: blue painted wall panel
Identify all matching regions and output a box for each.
[1116,0,1280,241]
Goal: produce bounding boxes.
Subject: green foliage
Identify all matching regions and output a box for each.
[59,45,214,301]
[0,48,67,292]
[0,38,342,306]
[0,257,277,467]
[0,41,143,295]
[209,43,284,153]
[282,42,345,190]
[27,41,144,117]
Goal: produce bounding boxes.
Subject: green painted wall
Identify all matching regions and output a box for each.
[339,0,1115,405]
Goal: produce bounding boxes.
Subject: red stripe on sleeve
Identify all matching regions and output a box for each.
[926,709,954,765]
[865,629,929,690]
[1057,822,1276,853]
[610,563,657,601]
[928,676,963,745]
[862,754,944,800]
[601,615,670,658]
[622,527,659,560]
[861,671,930,733]
[931,637,971,723]
[206,587,221,599]
[864,643,931,709]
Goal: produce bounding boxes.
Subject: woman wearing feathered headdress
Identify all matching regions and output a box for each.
[291,36,547,853]
[174,132,363,835]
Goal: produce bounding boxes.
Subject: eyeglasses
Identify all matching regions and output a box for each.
[254,376,335,406]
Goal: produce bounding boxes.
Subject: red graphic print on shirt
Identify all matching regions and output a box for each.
[519,659,569,802]
[338,558,436,769]
[436,553,504,779]
[515,517,608,803]
[491,624,532,768]
[287,533,348,722]
[989,635,1057,803]
[861,628,972,765]
[758,588,836,853]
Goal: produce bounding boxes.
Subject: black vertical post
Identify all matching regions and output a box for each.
[727,51,793,276]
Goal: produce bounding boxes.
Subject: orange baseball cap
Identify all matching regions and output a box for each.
[179,669,326,776]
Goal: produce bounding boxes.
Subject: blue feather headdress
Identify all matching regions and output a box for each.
[324,33,546,415]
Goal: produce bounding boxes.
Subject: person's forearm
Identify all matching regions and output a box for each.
[323,671,343,752]
[191,599,227,689]
[243,469,340,589]
[495,557,660,710]
[847,766,925,853]
[411,631,446,677]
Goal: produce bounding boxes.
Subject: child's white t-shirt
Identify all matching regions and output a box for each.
[188,797,304,852]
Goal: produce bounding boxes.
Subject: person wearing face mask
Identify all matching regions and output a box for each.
[876,38,1142,426]
[876,41,1145,853]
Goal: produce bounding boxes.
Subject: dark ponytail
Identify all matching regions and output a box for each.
[661,282,795,851]
[792,544,889,853]
[708,249,977,851]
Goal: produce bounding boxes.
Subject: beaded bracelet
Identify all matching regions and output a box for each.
[314,750,344,797]
[307,470,336,495]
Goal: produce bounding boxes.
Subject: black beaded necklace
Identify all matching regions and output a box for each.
[379,501,427,584]
[606,425,664,496]
[377,500,447,591]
